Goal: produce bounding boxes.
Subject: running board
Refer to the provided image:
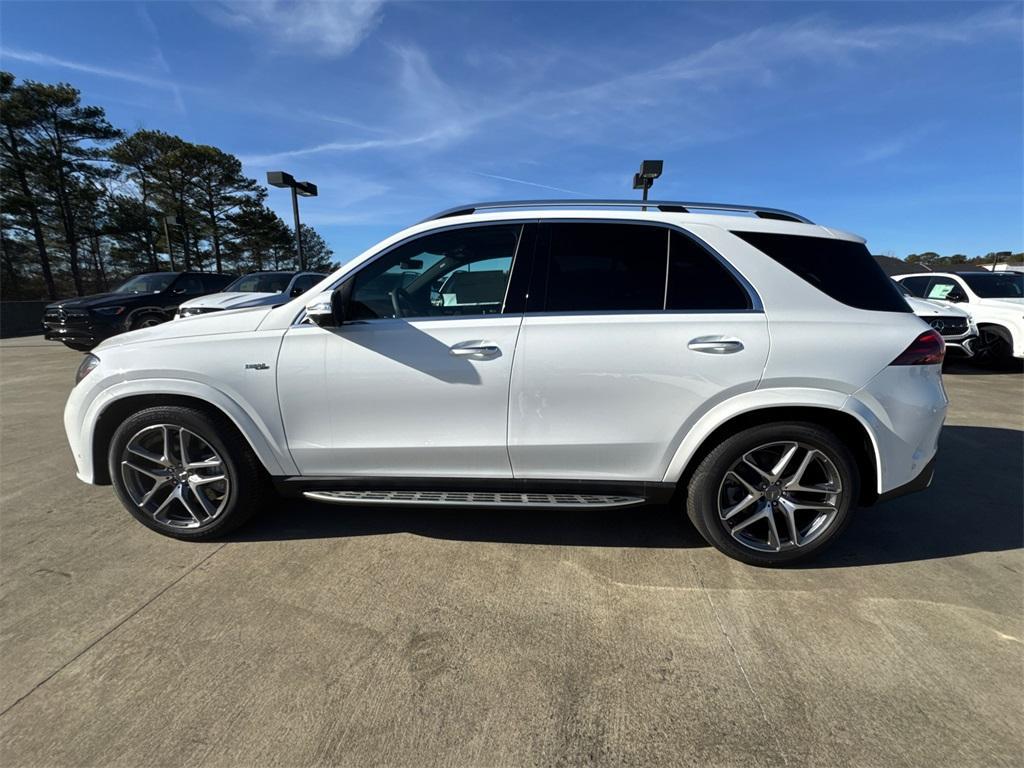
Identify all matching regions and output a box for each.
[303,490,646,509]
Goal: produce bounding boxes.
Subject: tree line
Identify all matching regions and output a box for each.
[905,251,1023,270]
[1,71,336,300]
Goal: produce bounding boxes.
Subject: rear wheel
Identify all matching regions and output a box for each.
[686,422,858,566]
[108,406,265,540]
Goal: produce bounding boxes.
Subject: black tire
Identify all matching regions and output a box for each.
[130,312,166,330]
[971,327,1013,368]
[64,342,95,352]
[685,422,859,567]
[108,405,266,540]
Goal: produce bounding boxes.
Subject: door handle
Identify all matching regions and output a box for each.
[688,336,744,354]
[449,341,501,359]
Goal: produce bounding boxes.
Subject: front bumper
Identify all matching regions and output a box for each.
[43,314,124,347]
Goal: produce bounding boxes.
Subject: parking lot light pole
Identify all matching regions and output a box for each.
[267,171,318,271]
[632,160,663,211]
[162,214,178,271]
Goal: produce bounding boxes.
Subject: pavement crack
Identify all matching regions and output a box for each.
[0,543,227,719]
[691,562,790,768]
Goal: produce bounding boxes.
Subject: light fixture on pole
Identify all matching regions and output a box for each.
[632,160,663,209]
[267,171,318,271]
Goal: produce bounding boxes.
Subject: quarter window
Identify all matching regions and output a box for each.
[350,225,521,319]
[666,231,750,310]
[733,231,911,313]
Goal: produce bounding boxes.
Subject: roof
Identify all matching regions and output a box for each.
[424,199,813,224]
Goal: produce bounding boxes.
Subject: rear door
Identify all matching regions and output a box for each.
[508,221,769,481]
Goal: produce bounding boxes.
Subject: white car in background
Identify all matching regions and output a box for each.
[894,281,977,357]
[894,271,1024,364]
[175,271,324,319]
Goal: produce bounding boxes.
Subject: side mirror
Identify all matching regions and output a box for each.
[304,279,353,328]
[290,285,304,298]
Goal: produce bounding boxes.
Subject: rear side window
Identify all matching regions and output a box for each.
[540,223,666,312]
[733,231,911,312]
[667,231,751,310]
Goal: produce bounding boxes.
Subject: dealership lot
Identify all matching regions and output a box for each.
[0,337,1020,767]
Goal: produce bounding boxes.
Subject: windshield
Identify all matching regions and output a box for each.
[224,272,292,293]
[114,273,177,294]
[960,272,1024,298]
[894,280,912,297]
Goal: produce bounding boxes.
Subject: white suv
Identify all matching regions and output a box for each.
[65,201,948,565]
[893,271,1024,364]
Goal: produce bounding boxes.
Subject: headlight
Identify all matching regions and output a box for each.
[75,354,100,385]
[179,307,219,317]
[92,306,125,316]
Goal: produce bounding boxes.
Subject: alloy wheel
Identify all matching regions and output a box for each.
[717,441,843,553]
[120,424,230,529]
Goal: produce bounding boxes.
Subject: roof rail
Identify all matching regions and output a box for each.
[423,199,813,224]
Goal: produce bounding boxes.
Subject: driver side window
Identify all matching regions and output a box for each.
[926,277,968,303]
[349,224,521,320]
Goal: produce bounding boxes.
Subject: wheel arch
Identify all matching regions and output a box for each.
[668,404,880,506]
[88,388,292,485]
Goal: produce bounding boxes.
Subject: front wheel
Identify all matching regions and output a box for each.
[685,422,858,566]
[108,406,265,539]
[970,327,1013,367]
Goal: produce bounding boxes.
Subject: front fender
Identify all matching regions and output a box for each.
[68,377,298,484]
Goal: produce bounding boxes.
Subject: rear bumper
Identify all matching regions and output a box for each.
[845,364,948,496]
[876,455,936,503]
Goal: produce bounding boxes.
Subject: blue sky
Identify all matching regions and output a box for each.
[2,1,1021,261]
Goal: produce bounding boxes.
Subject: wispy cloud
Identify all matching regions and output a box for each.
[237,4,1022,165]
[137,4,187,115]
[0,47,191,94]
[854,123,940,165]
[472,172,584,196]
[202,0,385,58]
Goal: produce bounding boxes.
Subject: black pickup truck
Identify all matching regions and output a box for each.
[43,271,236,351]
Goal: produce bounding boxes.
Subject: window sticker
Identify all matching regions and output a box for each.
[927,284,955,299]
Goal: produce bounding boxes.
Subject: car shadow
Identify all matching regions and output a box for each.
[943,358,1024,375]
[807,425,1023,567]
[228,426,1022,565]
[233,499,703,549]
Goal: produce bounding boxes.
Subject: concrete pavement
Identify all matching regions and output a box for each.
[1,338,1021,767]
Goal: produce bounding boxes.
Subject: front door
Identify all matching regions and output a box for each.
[508,221,769,481]
[278,223,533,478]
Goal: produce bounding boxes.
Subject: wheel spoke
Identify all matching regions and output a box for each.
[126,444,167,467]
[730,504,768,535]
[765,510,782,551]
[186,459,221,470]
[722,490,762,523]
[177,487,204,523]
[189,473,226,486]
[151,488,178,524]
[179,428,191,466]
[187,484,218,519]
[162,425,174,465]
[768,443,799,482]
[778,499,802,547]
[123,460,170,482]
[138,478,170,507]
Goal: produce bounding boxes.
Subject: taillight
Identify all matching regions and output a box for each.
[891,329,945,366]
